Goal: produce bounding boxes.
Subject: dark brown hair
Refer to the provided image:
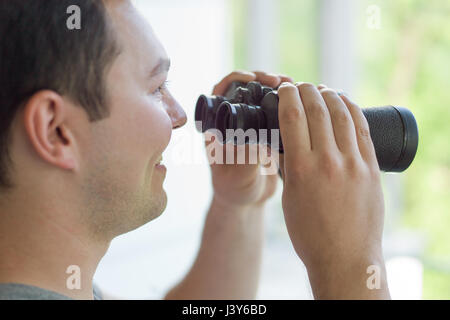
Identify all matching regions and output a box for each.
[0,0,120,189]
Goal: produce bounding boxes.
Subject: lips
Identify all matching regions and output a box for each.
[155,155,166,173]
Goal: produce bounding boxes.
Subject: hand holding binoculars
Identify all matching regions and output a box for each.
[195,81,419,172]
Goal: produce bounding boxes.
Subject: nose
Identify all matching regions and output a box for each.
[165,94,187,130]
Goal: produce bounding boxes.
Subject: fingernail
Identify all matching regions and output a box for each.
[279,82,294,88]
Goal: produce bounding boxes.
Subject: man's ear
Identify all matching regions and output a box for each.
[23,90,78,171]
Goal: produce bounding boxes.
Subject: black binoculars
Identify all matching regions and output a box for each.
[195,81,419,172]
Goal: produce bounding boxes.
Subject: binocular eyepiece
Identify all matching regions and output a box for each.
[195,81,419,172]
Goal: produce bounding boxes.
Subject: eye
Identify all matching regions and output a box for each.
[152,80,170,95]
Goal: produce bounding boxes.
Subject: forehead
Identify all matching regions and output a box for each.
[105,0,168,71]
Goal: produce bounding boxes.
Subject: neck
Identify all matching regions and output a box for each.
[0,190,110,300]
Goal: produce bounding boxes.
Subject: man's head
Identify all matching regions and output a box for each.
[0,0,186,241]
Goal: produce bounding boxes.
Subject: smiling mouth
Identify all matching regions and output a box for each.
[155,155,166,172]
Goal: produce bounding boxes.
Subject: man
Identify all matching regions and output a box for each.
[0,0,390,300]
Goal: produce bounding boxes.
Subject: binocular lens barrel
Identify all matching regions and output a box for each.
[195,82,419,172]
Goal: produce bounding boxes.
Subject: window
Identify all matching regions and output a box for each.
[95,0,450,300]
[94,0,233,299]
[232,0,450,299]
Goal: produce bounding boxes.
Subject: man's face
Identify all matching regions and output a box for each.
[81,1,186,238]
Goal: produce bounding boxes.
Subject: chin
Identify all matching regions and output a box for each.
[142,187,168,223]
[117,189,168,236]
[151,189,168,221]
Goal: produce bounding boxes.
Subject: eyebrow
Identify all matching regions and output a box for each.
[150,58,171,78]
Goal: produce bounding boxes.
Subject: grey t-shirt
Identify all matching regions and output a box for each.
[0,283,103,300]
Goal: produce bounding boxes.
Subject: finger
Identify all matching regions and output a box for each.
[297,83,337,152]
[279,75,294,84]
[320,88,359,155]
[253,71,281,88]
[278,82,311,172]
[317,84,327,90]
[212,71,256,96]
[204,131,215,148]
[339,94,378,166]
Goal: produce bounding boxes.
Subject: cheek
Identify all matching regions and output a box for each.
[128,98,173,161]
[88,93,173,193]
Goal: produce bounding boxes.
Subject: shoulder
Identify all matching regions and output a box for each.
[0,283,72,300]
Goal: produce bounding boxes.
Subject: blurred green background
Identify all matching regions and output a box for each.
[232,0,450,299]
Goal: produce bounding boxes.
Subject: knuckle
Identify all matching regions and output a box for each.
[333,109,352,126]
[308,101,328,120]
[357,125,371,141]
[345,156,367,179]
[344,155,381,182]
[281,106,304,124]
[320,151,342,178]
